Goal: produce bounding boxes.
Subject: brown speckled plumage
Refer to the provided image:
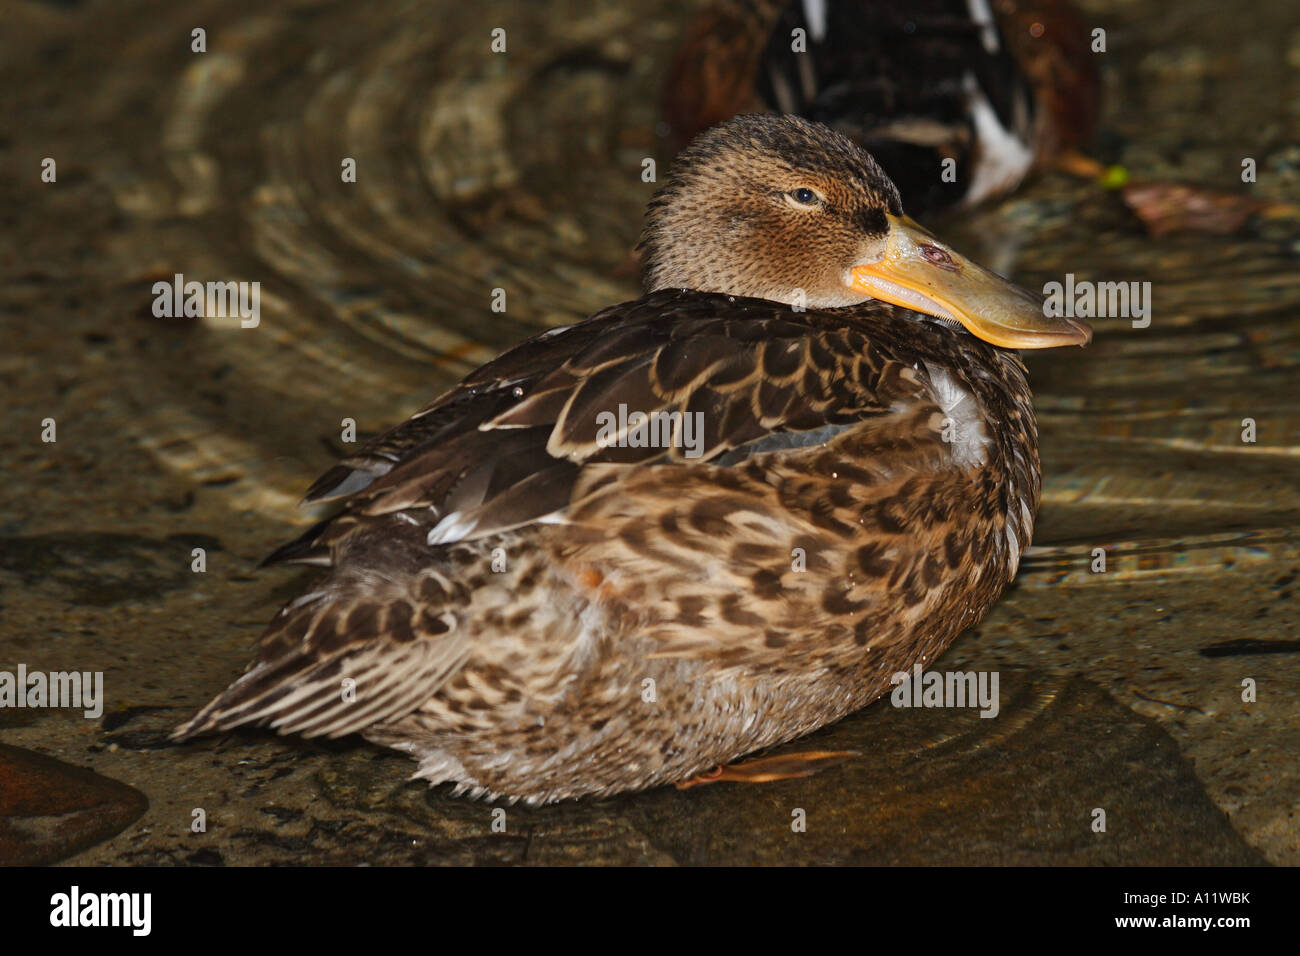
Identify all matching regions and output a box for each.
[175,114,1075,803]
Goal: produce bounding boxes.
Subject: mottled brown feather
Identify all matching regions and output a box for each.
[175,114,1057,804]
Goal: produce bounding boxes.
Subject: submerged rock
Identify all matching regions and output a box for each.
[0,744,148,865]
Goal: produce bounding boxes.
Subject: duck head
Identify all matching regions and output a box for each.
[640,113,1090,349]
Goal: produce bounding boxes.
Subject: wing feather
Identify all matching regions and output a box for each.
[173,565,471,741]
[176,291,978,742]
[266,291,934,563]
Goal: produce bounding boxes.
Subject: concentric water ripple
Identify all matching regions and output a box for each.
[4,0,1300,866]
[11,0,1300,561]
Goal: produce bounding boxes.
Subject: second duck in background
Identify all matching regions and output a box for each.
[663,0,1100,215]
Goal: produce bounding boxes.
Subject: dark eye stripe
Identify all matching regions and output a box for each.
[858,208,887,235]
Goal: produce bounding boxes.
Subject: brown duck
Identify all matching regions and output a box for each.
[174,114,1090,803]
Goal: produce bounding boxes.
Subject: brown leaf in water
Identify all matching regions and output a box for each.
[1121,182,1264,237]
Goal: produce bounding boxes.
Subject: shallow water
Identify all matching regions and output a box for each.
[1,0,1297,864]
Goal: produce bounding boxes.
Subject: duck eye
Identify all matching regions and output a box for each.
[919,243,956,269]
[791,187,818,205]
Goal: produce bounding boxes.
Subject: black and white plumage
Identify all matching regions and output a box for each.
[662,0,1100,215]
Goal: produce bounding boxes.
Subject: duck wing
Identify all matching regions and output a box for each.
[174,289,944,742]
[269,289,934,562]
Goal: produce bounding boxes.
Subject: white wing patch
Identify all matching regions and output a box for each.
[426,510,480,546]
[962,73,1035,206]
[426,507,566,547]
[924,363,992,469]
[965,0,1002,54]
[802,0,829,42]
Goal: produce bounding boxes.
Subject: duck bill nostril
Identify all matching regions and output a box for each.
[848,214,1093,349]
